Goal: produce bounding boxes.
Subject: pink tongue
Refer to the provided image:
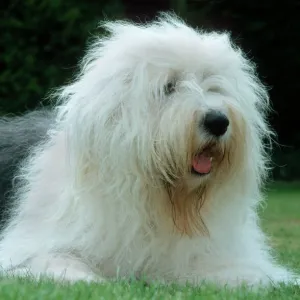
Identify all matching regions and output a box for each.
[192,154,212,174]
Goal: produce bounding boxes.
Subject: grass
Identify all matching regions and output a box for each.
[0,183,299,299]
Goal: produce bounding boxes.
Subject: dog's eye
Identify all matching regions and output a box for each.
[164,81,176,95]
[208,86,222,94]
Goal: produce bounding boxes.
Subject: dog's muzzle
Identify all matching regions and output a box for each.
[192,110,229,175]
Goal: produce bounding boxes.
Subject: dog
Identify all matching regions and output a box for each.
[0,13,298,287]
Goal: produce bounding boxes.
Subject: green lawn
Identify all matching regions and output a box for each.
[0,183,299,299]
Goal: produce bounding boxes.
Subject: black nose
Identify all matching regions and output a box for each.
[203,110,229,137]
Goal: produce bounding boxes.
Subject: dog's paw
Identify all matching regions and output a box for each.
[5,265,105,283]
[59,270,105,283]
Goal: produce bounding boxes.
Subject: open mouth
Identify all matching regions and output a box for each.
[192,149,213,176]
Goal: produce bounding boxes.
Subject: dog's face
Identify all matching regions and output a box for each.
[60,15,271,235]
[149,69,243,189]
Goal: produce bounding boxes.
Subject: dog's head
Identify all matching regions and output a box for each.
[57,14,272,235]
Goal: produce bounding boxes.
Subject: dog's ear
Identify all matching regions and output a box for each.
[53,59,130,188]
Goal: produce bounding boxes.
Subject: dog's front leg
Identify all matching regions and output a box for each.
[6,254,104,283]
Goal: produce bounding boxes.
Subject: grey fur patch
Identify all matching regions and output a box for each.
[0,109,54,225]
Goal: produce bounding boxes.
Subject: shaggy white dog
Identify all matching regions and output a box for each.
[0,13,298,287]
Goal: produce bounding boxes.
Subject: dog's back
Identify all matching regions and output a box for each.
[0,110,53,224]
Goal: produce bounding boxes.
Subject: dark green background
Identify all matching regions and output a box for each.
[1,0,299,180]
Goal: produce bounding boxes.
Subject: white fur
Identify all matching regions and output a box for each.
[0,13,298,287]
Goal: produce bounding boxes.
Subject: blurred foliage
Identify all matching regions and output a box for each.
[0,0,299,179]
[0,0,124,113]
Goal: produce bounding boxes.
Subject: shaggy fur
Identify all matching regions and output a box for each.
[0,14,299,286]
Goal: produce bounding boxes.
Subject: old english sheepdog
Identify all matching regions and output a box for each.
[0,14,298,287]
